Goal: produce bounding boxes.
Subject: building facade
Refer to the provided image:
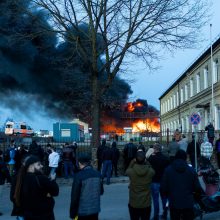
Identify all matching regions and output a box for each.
[159,36,220,139]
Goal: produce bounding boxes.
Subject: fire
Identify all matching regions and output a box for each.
[127,102,143,112]
[127,102,135,112]
[132,118,160,133]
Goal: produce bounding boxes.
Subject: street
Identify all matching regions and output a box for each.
[1,182,220,220]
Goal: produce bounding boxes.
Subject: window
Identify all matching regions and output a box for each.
[167,99,170,111]
[196,73,200,93]
[204,67,208,89]
[185,116,189,132]
[177,91,179,106]
[213,59,219,83]
[185,84,188,101]
[170,97,173,110]
[190,78,194,97]
[180,88,184,103]
[174,94,176,108]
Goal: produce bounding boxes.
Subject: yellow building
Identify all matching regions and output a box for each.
[159,36,220,139]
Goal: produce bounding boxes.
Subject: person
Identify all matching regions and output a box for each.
[178,134,188,152]
[111,141,120,177]
[29,141,44,161]
[70,154,104,220]
[62,143,75,178]
[173,129,181,142]
[126,151,155,220]
[200,136,213,160]
[123,139,137,171]
[137,141,145,152]
[11,155,59,220]
[4,140,17,176]
[186,136,200,168]
[101,144,113,184]
[48,146,60,179]
[205,123,215,146]
[161,150,203,220]
[215,134,220,169]
[148,144,169,220]
[96,139,106,172]
[0,150,11,216]
[14,144,28,172]
[168,138,179,162]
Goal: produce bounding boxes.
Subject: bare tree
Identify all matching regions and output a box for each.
[29,0,210,148]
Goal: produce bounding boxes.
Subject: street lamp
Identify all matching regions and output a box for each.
[210,24,215,128]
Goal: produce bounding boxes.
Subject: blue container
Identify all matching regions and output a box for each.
[53,122,84,143]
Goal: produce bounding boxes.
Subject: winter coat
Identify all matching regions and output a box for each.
[0,158,10,184]
[124,143,137,159]
[111,146,120,163]
[205,124,215,138]
[215,139,220,152]
[21,172,59,220]
[126,160,155,208]
[161,159,203,209]
[178,138,188,152]
[48,152,60,168]
[168,141,180,157]
[102,147,113,161]
[148,152,169,183]
[187,141,200,157]
[70,165,104,218]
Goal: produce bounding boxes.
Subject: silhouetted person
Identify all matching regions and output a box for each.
[97,139,106,172]
[111,142,120,177]
[205,123,215,145]
[123,139,137,171]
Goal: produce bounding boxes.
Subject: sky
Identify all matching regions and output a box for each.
[130,0,220,109]
[1,0,220,131]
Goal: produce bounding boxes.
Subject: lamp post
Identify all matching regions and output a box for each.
[210,24,215,127]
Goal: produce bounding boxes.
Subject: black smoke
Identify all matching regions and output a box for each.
[0,1,132,121]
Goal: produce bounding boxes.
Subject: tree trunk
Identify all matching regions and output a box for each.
[91,73,101,152]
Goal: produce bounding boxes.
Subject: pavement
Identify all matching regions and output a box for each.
[1,176,220,220]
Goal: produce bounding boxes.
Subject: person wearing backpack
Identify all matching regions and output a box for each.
[215,135,220,169]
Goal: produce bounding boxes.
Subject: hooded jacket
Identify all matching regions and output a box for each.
[126,160,155,208]
[161,159,202,209]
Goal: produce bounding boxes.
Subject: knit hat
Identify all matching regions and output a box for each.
[78,154,91,164]
[23,155,41,168]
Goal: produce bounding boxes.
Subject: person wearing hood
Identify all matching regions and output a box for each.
[126,151,155,220]
[161,150,203,220]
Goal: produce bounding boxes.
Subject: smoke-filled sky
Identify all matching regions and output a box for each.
[1,0,220,131]
[129,0,220,108]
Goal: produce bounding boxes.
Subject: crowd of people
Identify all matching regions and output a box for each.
[0,127,219,220]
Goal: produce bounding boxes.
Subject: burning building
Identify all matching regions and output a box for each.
[100,99,160,139]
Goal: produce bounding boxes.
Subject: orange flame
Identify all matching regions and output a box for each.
[127,102,135,112]
[132,118,160,133]
[127,102,143,112]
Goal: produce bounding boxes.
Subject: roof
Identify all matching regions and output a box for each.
[159,35,220,100]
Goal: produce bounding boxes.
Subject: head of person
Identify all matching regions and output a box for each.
[78,154,91,169]
[10,139,15,147]
[130,138,133,142]
[153,143,162,153]
[175,149,187,161]
[112,141,117,148]
[101,139,106,146]
[135,151,146,165]
[24,155,43,174]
